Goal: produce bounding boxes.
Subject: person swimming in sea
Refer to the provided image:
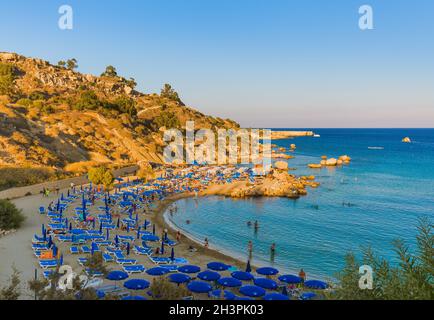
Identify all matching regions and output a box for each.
[247,221,252,227]
[254,220,259,230]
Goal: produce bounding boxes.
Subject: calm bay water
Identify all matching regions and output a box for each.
[166,129,434,279]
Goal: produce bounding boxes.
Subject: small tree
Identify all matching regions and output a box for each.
[0,199,25,230]
[102,170,114,190]
[88,166,114,190]
[0,267,21,300]
[66,58,78,70]
[57,60,66,68]
[160,83,183,104]
[84,252,109,276]
[101,65,118,77]
[125,77,137,89]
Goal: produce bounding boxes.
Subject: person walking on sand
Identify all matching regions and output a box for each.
[299,269,306,283]
[176,231,182,242]
[204,238,209,248]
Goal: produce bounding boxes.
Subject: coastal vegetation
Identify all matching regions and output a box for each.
[0,52,238,188]
[87,166,114,190]
[0,267,21,300]
[0,199,25,230]
[332,217,433,300]
[149,277,191,300]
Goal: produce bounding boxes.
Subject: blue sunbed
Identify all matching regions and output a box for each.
[123,265,145,274]
[70,246,80,254]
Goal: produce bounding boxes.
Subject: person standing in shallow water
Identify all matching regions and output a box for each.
[299,269,306,283]
[248,241,253,259]
[270,243,276,262]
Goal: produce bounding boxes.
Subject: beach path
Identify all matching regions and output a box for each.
[0,191,59,297]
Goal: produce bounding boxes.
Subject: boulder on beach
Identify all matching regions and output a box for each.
[274,161,289,170]
[308,164,322,169]
[402,137,411,143]
[338,155,351,162]
[325,158,338,166]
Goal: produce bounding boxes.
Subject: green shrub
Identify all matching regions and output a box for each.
[88,166,114,189]
[0,63,16,95]
[332,217,433,300]
[73,90,102,111]
[152,111,180,129]
[0,199,25,230]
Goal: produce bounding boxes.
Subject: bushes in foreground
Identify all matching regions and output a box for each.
[0,199,25,230]
[332,217,433,300]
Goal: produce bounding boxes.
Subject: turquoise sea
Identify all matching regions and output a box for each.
[166,129,434,280]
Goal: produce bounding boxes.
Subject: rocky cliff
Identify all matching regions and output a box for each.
[0,52,239,174]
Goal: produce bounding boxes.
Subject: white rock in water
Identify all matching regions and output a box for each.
[274,161,288,170]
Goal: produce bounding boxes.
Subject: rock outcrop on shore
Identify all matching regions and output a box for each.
[402,137,411,143]
[308,155,351,169]
[271,131,314,140]
[201,169,319,199]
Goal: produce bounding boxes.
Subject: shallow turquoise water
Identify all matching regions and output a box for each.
[166,129,434,279]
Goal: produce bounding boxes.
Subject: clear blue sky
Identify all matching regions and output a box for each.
[1,0,433,128]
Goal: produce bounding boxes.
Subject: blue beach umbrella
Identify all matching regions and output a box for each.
[106,228,110,241]
[126,223,130,233]
[168,273,191,284]
[99,223,103,233]
[146,267,170,276]
[106,270,129,281]
[198,270,221,281]
[278,274,303,284]
[123,279,150,290]
[239,285,266,298]
[152,224,156,235]
[59,254,64,266]
[187,281,212,293]
[245,260,252,273]
[231,271,254,281]
[115,235,119,246]
[300,292,317,300]
[209,290,236,300]
[177,265,201,274]
[122,295,147,300]
[234,296,254,300]
[304,280,328,290]
[69,222,72,231]
[92,219,96,229]
[126,242,130,256]
[116,218,120,229]
[282,286,289,296]
[263,293,289,301]
[217,277,242,288]
[254,278,278,290]
[160,241,165,255]
[207,262,229,271]
[256,267,279,276]
[170,247,175,261]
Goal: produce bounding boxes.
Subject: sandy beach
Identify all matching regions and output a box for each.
[0,183,250,298]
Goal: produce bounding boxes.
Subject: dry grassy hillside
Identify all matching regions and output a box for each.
[0,52,239,188]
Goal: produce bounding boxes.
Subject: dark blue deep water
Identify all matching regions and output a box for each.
[167,129,434,279]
